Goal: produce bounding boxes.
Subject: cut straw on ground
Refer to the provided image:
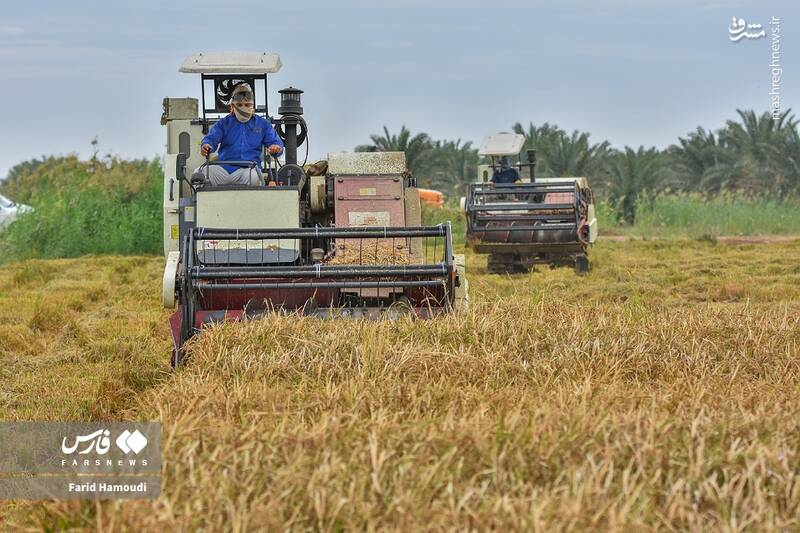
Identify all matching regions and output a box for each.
[0,239,799,530]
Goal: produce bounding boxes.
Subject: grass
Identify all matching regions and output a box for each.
[1,156,799,527]
[1,239,799,530]
[597,194,800,238]
[427,194,800,248]
[4,155,800,265]
[0,156,163,262]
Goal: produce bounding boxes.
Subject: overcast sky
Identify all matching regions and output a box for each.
[0,0,795,178]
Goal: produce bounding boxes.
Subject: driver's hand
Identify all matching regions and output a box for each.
[267,144,282,155]
[200,144,212,157]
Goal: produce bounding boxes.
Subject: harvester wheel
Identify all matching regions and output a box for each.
[387,296,414,318]
[170,308,192,369]
[488,254,532,274]
[300,298,318,316]
[575,254,590,275]
[171,286,194,369]
[170,348,185,369]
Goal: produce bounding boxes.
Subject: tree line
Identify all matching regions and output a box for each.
[2,109,796,227]
[355,109,799,223]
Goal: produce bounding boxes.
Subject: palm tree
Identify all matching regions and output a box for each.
[355,126,433,177]
[718,109,799,193]
[547,130,612,177]
[767,121,800,192]
[720,109,794,161]
[418,139,479,195]
[667,127,731,193]
[512,122,611,179]
[666,108,799,195]
[512,122,565,176]
[603,146,664,224]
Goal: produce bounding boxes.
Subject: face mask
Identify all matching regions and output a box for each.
[233,102,254,123]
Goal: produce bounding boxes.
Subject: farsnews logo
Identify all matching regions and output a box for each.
[62,429,148,455]
[61,429,112,455]
[116,429,148,454]
[0,421,161,497]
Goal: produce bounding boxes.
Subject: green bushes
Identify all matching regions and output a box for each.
[424,194,800,242]
[599,194,800,237]
[0,157,163,262]
[421,202,466,246]
[2,152,799,264]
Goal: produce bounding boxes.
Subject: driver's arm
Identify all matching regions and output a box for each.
[201,120,225,156]
[262,119,284,155]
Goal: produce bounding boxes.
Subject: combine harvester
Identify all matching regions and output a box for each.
[462,133,597,274]
[162,52,468,367]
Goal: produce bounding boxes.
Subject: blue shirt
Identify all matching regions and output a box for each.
[492,167,521,184]
[202,114,284,173]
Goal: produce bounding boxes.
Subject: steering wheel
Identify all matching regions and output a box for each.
[193,157,264,185]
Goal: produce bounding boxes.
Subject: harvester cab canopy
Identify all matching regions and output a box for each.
[180,52,282,127]
[172,51,308,184]
[478,133,533,184]
[478,133,526,157]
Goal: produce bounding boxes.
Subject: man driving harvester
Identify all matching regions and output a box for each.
[192,83,284,186]
[491,156,521,184]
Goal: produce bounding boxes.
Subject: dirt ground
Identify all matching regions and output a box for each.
[603,234,799,244]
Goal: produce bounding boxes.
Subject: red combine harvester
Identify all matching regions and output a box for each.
[462,133,598,274]
[161,53,468,367]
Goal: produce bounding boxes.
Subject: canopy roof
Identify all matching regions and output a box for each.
[179,52,282,74]
[478,133,526,156]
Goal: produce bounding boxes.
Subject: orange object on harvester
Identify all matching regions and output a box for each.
[418,188,445,207]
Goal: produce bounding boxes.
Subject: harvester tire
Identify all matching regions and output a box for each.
[575,254,590,275]
[171,311,191,369]
[488,253,532,274]
[171,287,194,369]
[387,296,414,318]
[170,348,185,370]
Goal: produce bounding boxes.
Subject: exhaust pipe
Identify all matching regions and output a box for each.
[278,87,304,165]
[527,149,537,183]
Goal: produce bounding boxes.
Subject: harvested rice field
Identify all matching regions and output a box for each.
[1,238,799,530]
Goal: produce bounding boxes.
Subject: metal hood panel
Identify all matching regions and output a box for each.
[179,52,282,74]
